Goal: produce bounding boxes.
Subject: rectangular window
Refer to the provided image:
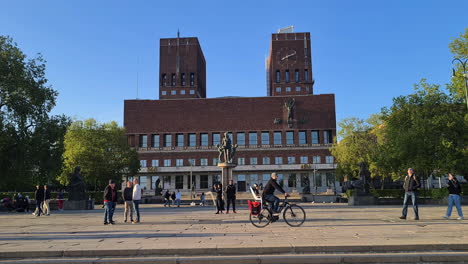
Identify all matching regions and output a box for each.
[313,156,321,164]
[190,73,195,86]
[295,70,299,82]
[212,133,221,146]
[171,74,176,86]
[200,158,208,166]
[275,157,283,165]
[213,158,219,165]
[190,90,195,94]
[140,176,148,190]
[188,133,196,147]
[175,175,184,190]
[236,132,245,146]
[170,90,176,95]
[261,132,270,145]
[181,73,186,86]
[151,176,161,190]
[180,90,186,95]
[139,135,147,148]
[250,157,257,165]
[304,69,309,81]
[140,160,147,168]
[299,131,307,144]
[188,158,196,166]
[164,134,172,147]
[263,174,270,182]
[249,132,257,145]
[162,91,167,95]
[300,156,308,164]
[324,130,333,144]
[312,130,319,144]
[176,134,184,147]
[200,133,208,146]
[263,157,270,165]
[326,156,334,164]
[164,159,171,167]
[274,131,282,145]
[295,86,301,92]
[176,159,183,167]
[152,134,160,148]
[287,156,295,164]
[275,87,281,92]
[288,173,296,188]
[285,70,290,83]
[286,131,294,144]
[200,175,208,189]
[275,70,280,83]
[162,74,167,86]
[250,174,258,184]
[238,157,245,165]
[285,87,291,92]
[152,160,159,167]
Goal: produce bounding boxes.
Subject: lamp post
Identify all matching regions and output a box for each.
[452,58,468,110]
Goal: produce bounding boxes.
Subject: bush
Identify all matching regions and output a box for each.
[370,189,405,199]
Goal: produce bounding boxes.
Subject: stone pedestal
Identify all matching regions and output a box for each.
[348,190,377,206]
[217,163,236,201]
[64,200,94,210]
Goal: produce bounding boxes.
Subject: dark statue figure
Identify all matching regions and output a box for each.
[284,98,295,128]
[68,166,86,201]
[342,162,371,193]
[217,132,238,164]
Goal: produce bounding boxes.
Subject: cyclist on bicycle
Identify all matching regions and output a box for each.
[262,172,289,215]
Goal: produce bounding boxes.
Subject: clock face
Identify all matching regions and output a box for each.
[276,47,297,67]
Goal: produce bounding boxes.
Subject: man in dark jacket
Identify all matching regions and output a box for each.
[33,185,44,217]
[122,181,133,223]
[103,180,118,225]
[444,173,464,220]
[400,168,421,220]
[226,180,237,214]
[262,173,289,214]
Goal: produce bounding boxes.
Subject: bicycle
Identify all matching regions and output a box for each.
[249,196,306,228]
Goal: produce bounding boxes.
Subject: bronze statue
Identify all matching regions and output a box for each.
[217,132,238,164]
[284,98,295,128]
[68,166,86,201]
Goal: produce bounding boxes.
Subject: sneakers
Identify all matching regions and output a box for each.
[457,217,464,220]
[414,217,419,220]
[104,222,109,225]
[443,216,449,219]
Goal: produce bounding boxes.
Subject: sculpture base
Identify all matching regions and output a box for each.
[64,200,94,210]
[348,191,376,206]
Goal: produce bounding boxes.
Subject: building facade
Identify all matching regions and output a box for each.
[124,30,338,196]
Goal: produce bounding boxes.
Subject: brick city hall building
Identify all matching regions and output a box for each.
[124,29,338,197]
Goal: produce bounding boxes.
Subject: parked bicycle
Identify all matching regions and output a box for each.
[249,196,306,228]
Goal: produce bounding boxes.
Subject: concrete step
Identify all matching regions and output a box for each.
[2,252,468,264]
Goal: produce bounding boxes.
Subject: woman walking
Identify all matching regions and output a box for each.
[443,173,464,220]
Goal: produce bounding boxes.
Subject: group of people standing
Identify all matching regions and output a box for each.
[213,180,238,214]
[32,185,53,217]
[103,178,142,225]
[163,190,182,207]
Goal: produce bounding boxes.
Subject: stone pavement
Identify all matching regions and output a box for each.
[0,203,467,262]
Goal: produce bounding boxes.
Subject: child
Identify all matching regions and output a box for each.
[200,192,206,206]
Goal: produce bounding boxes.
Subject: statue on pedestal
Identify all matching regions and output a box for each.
[217,132,238,164]
[68,166,86,201]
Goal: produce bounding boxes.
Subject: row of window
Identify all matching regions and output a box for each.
[275,86,309,93]
[275,69,309,83]
[161,89,196,96]
[161,73,195,87]
[140,155,334,168]
[138,130,333,148]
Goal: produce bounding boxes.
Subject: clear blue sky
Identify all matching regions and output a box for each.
[1,1,467,126]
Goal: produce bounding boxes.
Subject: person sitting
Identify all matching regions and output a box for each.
[262,173,289,215]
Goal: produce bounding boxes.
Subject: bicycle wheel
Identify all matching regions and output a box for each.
[249,208,271,228]
[283,204,306,227]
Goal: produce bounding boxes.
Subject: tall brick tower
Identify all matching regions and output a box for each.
[266,27,314,96]
[159,32,206,99]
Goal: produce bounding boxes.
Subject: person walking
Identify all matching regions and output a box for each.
[164,190,171,207]
[171,191,176,206]
[123,181,134,223]
[57,190,65,211]
[33,185,44,217]
[399,168,421,220]
[175,190,181,207]
[132,178,142,224]
[43,185,51,216]
[214,184,224,214]
[444,173,464,220]
[103,180,117,225]
[200,192,206,207]
[226,180,237,214]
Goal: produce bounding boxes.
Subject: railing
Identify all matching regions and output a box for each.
[136,143,332,152]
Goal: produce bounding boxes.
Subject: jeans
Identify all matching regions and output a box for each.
[176,199,180,207]
[446,194,463,217]
[264,194,280,213]
[133,200,140,222]
[226,197,236,212]
[402,191,419,217]
[35,201,43,216]
[104,201,116,223]
[124,201,134,221]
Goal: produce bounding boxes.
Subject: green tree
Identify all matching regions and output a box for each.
[448,28,468,101]
[59,119,140,190]
[0,35,70,191]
